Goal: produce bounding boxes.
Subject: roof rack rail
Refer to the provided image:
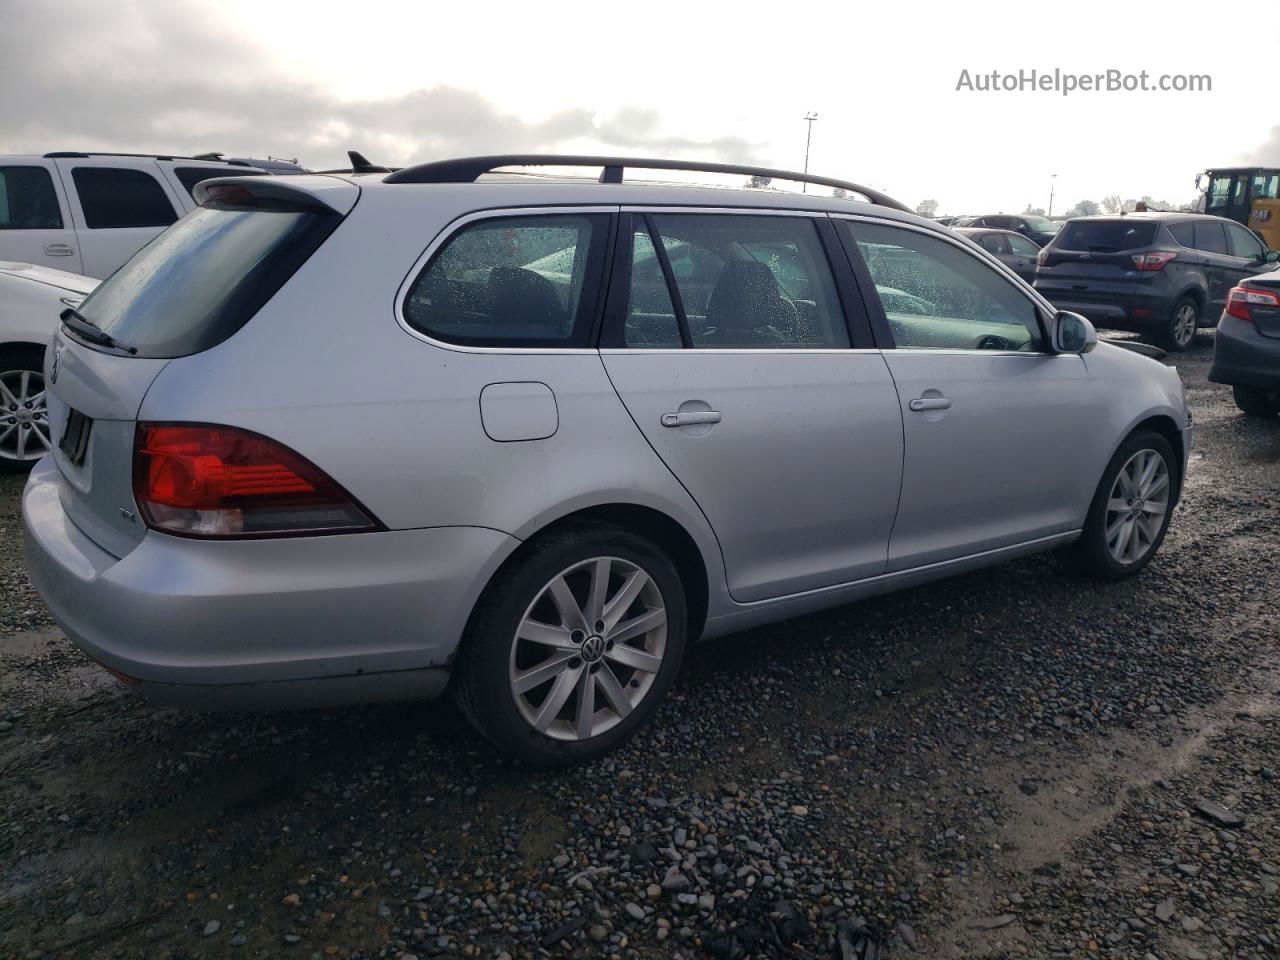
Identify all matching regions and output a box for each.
[382,154,910,212]
[43,151,253,167]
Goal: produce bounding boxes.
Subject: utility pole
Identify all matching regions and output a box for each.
[1048,173,1058,217]
[802,112,818,193]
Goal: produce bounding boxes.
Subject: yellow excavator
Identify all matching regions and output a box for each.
[1197,167,1280,249]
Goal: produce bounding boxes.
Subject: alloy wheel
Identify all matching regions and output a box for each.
[1104,448,1170,564]
[508,557,667,742]
[0,369,51,463]
[1172,303,1197,349]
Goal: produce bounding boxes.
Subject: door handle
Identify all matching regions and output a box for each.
[44,242,75,256]
[661,410,722,428]
[908,397,952,412]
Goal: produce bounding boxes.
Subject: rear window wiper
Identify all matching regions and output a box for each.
[60,306,137,355]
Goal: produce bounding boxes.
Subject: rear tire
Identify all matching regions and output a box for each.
[1061,430,1177,579]
[0,345,51,474]
[1232,384,1280,418]
[454,523,687,766]
[1157,297,1199,352]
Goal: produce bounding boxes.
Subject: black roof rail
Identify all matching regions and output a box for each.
[382,154,910,212]
[43,151,253,167]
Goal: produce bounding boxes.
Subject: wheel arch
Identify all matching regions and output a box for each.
[1122,413,1186,503]
[468,502,713,645]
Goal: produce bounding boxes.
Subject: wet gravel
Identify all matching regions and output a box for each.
[0,336,1277,959]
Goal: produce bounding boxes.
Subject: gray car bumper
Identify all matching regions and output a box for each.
[22,457,519,710]
[1210,314,1280,391]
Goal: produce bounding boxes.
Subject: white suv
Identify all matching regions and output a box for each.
[0,151,303,279]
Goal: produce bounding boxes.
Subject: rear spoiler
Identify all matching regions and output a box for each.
[193,175,359,215]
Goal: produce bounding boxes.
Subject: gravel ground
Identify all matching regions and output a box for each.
[0,336,1277,960]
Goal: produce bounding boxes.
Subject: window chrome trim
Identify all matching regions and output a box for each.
[827,211,1061,340]
[393,204,620,355]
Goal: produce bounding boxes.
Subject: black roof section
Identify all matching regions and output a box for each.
[44,151,254,167]
[383,154,911,212]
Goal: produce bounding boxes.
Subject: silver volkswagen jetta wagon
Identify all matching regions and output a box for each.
[23,155,1191,764]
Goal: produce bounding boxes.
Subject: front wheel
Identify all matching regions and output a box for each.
[1061,431,1177,579]
[454,524,687,766]
[0,346,52,474]
[1158,297,1199,352]
[1232,384,1280,418]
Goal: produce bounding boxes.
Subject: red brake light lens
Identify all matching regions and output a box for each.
[133,424,378,538]
[1225,285,1280,323]
[1130,252,1176,271]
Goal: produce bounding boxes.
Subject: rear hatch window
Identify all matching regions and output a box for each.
[72,196,340,358]
[1055,220,1157,252]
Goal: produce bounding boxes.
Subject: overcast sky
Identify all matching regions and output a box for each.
[2,0,1277,214]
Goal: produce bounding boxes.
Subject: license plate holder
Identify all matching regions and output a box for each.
[59,409,93,467]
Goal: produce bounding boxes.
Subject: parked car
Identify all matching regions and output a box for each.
[954,227,1041,283]
[0,261,97,471]
[1209,268,1280,416]
[961,214,1061,247]
[0,151,304,278]
[23,155,1191,765]
[1034,213,1280,351]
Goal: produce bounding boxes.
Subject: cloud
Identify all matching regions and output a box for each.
[1241,126,1280,166]
[0,1,759,169]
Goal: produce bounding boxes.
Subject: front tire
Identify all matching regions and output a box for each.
[1062,430,1177,579]
[0,346,52,474]
[1232,384,1280,418]
[454,523,687,766]
[1158,297,1199,352]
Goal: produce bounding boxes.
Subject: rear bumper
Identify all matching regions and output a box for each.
[1033,286,1177,330]
[22,457,519,709]
[1209,314,1280,391]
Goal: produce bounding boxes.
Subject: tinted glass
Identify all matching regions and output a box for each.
[1226,223,1265,259]
[1252,173,1279,200]
[1021,215,1058,233]
[648,214,848,349]
[72,168,177,229]
[75,202,339,358]
[404,214,607,347]
[1056,220,1157,252]
[625,227,682,347]
[842,221,1042,352]
[174,166,263,198]
[1168,222,1195,247]
[1193,221,1228,255]
[0,166,63,230]
[1206,176,1231,213]
[978,234,1010,255]
[1007,234,1040,256]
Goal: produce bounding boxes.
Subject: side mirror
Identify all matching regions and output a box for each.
[1049,310,1097,354]
[1265,250,1280,263]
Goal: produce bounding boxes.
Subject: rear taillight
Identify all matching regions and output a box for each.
[133,424,379,538]
[1225,285,1280,324]
[1130,252,1176,271]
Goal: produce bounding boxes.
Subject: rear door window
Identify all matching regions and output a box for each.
[74,198,340,358]
[641,213,849,349]
[71,167,177,229]
[1056,220,1157,252]
[1193,221,1228,255]
[403,213,610,347]
[0,166,63,229]
[1168,222,1195,247]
